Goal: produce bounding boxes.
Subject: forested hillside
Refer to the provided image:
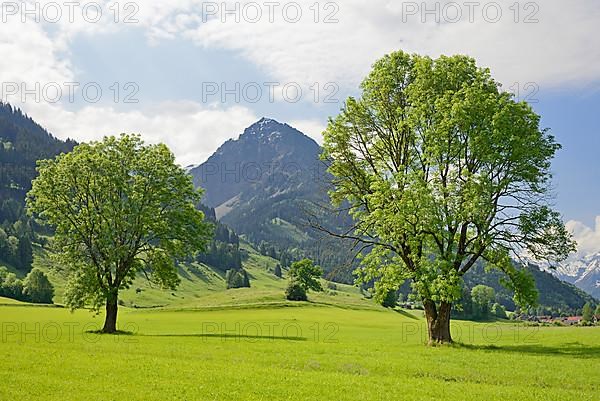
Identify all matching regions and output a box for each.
[393,261,595,316]
[0,103,75,271]
[462,263,596,315]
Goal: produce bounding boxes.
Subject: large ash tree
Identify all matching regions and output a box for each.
[27,135,212,333]
[321,51,575,345]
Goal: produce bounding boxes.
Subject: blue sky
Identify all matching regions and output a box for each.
[65,27,600,228]
[1,0,599,250]
[535,90,600,228]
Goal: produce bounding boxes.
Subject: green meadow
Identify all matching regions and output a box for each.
[2,243,599,400]
[1,295,599,401]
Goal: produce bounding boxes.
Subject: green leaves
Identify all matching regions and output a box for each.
[22,268,54,304]
[323,50,575,309]
[27,134,212,312]
[288,259,323,293]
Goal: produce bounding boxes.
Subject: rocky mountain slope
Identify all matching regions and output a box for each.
[190,118,354,280]
[553,253,600,298]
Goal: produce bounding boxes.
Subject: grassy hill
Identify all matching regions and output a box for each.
[18,238,596,317]
[31,240,371,311]
[0,296,27,305]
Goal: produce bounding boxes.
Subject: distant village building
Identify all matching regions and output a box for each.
[518,315,591,326]
[562,316,583,326]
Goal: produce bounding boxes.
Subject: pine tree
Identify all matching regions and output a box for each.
[582,302,594,323]
[17,236,33,271]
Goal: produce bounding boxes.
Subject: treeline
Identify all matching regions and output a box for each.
[0,267,54,303]
[0,102,75,271]
[257,241,294,268]
[253,238,356,284]
[195,205,250,289]
[381,284,508,321]
[462,263,596,315]
[452,285,508,320]
[0,200,34,271]
[221,190,356,283]
[514,303,598,318]
[387,261,597,318]
[199,241,242,271]
[245,227,355,284]
[0,103,75,202]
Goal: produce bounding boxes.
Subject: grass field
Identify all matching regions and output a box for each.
[3,243,599,400]
[1,300,599,401]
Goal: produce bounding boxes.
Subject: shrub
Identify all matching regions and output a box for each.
[226,269,250,289]
[285,280,307,301]
[492,303,507,319]
[0,269,25,301]
[380,289,398,308]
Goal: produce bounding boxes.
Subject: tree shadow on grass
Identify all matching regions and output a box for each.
[192,268,216,283]
[177,265,193,281]
[455,342,600,359]
[86,330,136,335]
[179,265,215,284]
[392,308,420,320]
[140,333,307,341]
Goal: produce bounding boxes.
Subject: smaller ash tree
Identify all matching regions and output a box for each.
[27,134,212,333]
[286,259,323,301]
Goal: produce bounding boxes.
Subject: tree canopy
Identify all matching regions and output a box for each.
[321,51,575,344]
[27,134,212,332]
[471,285,495,319]
[23,268,54,304]
[288,259,323,292]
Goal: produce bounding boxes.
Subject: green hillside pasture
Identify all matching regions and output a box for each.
[0,304,598,400]
[0,296,28,305]
[33,240,368,310]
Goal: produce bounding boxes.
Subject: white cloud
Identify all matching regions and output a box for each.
[289,118,327,144]
[0,18,74,86]
[0,2,259,166]
[566,217,600,257]
[23,101,258,166]
[3,0,600,174]
[173,0,600,90]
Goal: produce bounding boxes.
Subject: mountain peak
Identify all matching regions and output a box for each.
[190,117,323,210]
[257,116,277,125]
[239,118,319,148]
[242,117,285,136]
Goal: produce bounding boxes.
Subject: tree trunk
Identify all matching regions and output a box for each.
[102,290,119,333]
[423,300,452,345]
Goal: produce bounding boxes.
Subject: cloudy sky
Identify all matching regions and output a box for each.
[1,0,599,254]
